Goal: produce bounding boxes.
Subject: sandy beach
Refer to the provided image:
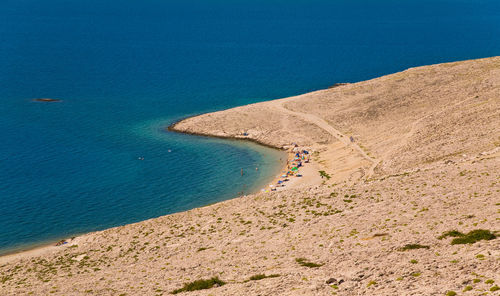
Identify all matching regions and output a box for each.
[1,57,499,295]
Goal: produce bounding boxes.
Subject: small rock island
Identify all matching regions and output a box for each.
[32,98,61,102]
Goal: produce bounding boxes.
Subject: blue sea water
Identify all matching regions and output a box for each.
[1,0,499,254]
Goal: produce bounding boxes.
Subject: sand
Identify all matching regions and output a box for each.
[1,57,499,295]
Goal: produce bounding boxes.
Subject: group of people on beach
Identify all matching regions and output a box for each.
[263,145,311,192]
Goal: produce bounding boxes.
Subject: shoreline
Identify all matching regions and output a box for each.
[170,118,318,192]
[168,118,285,151]
[0,231,89,262]
[0,242,60,265]
[0,118,300,262]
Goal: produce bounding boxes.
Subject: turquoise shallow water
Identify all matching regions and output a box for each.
[1,0,500,254]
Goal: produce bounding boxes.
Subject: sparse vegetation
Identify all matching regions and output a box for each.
[249,274,280,281]
[319,171,331,180]
[1,275,12,284]
[171,277,225,294]
[399,244,430,251]
[438,229,496,244]
[438,230,463,239]
[295,258,324,268]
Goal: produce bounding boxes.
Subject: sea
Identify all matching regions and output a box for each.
[1,0,499,254]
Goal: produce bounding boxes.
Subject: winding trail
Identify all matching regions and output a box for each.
[273,101,381,179]
[274,95,479,181]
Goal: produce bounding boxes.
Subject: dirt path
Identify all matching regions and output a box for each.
[272,100,381,179]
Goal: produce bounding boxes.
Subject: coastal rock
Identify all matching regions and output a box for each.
[32,98,61,102]
[328,83,350,88]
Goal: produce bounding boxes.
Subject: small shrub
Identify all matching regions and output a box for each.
[438,229,496,244]
[1,275,12,284]
[463,285,472,292]
[446,291,457,296]
[410,259,418,264]
[249,274,280,281]
[249,274,266,281]
[485,279,495,284]
[367,280,377,287]
[399,244,430,251]
[295,258,324,268]
[319,171,331,180]
[438,230,464,239]
[171,277,225,294]
[451,230,496,245]
[490,285,500,292]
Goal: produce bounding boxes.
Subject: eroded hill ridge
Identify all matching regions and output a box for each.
[1,57,499,295]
